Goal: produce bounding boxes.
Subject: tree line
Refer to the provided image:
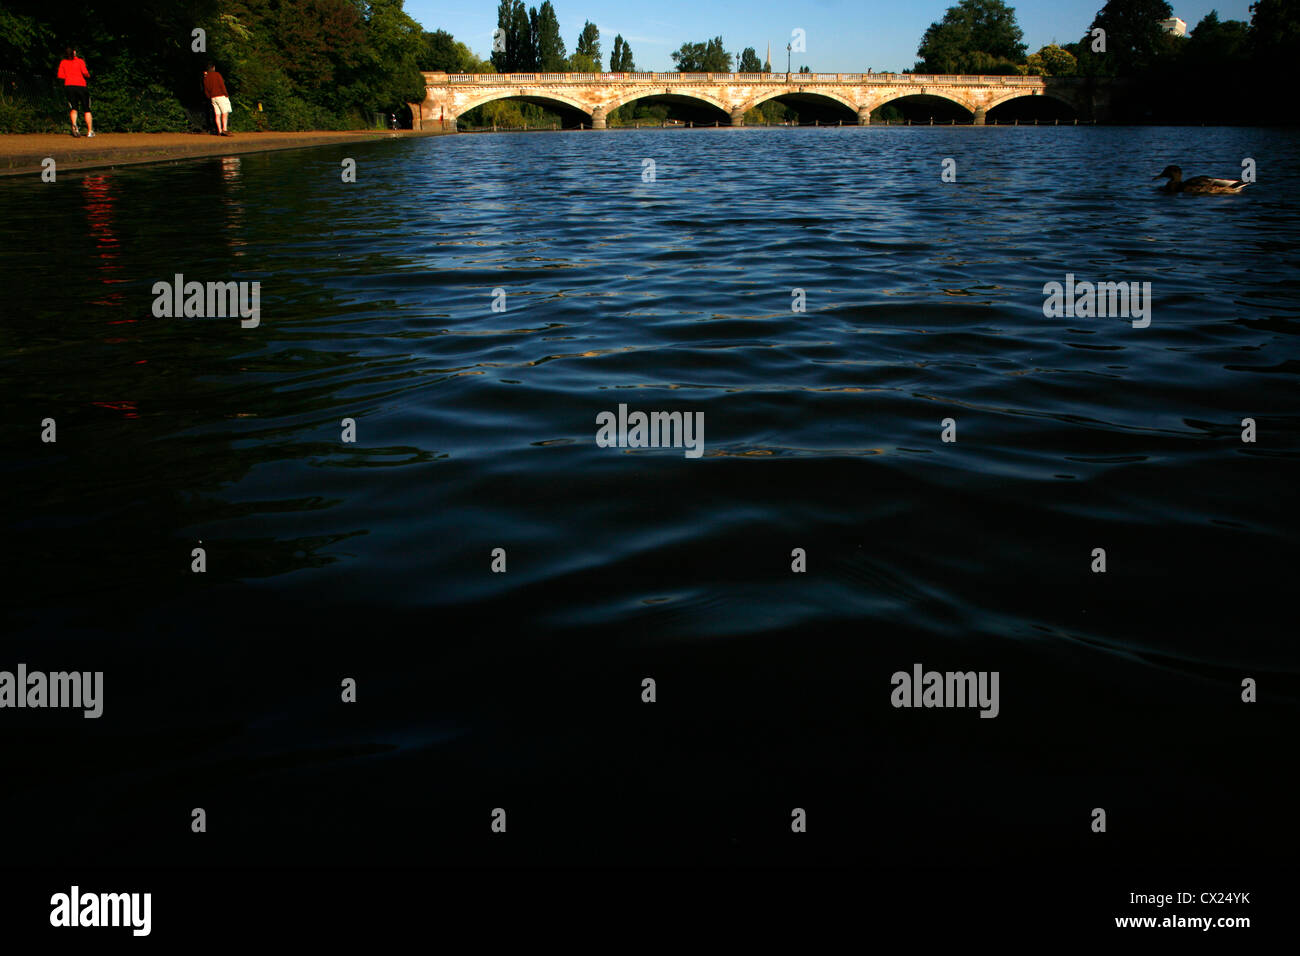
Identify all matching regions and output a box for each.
[0,0,430,133]
[474,0,635,74]
[912,0,1248,77]
[909,0,1297,121]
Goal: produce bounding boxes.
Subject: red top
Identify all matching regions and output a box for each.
[57,58,89,87]
[203,70,228,98]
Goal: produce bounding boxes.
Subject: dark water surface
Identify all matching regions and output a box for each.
[2,127,1298,866]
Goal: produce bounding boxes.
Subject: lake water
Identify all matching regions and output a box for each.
[2,126,1297,866]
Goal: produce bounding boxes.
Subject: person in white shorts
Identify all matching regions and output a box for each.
[202,63,233,136]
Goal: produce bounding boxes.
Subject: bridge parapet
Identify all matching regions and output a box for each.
[433,71,1052,87]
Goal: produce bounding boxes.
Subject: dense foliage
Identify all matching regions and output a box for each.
[487,2,622,73]
[1020,43,1077,75]
[0,0,430,132]
[907,0,1298,121]
[915,0,1027,73]
[670,38,733,73]
[1061,0,1296,121]
[418,29,493,74]
[609,35,636,72]
[738,48,765,72]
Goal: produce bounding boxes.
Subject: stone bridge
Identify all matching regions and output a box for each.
[413,71,1111,129]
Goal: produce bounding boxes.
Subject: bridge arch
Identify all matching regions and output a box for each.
[453,89,594,121]
[869,89,979,116]
[603,87,732,117]
[983,89,1080,114]
[736,87,861,117]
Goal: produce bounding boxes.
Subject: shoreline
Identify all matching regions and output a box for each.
[0,129,450,178]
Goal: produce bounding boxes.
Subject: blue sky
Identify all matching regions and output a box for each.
[406,0,1255,72]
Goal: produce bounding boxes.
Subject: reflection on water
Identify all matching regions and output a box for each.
[219,156,247,257]
[82,173,140,417]
[83,174,124,309]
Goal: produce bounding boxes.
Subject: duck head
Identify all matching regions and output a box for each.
[1153,165,1182,181]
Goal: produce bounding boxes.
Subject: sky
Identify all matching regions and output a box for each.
[406,0,1256,73]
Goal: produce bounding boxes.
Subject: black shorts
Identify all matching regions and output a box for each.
[65,86,90,112]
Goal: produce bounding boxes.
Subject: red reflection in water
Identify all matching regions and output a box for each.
[82,174,127,308]
[91,400,139,420]
[83,174,141,418]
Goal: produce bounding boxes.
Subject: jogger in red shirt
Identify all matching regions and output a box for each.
[56,47,93,137]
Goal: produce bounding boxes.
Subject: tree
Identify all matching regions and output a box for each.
[798,64,811,73]
[269,0,369,92]
[1186,10,1250,66]
[0,6,53,72]
[609,33,635,71]
[529,7,540,68]
[1249,0,1300,61]
[490,0,511,72]
[359,0,429,109]
[671,37,732,72]
[1022,42,1077,74]
[419,28,493,72]
[1085,0,1175,73]
[535,1,566,71]
[488,0,535,72]
[1247,0,1300,121]
[567,51,599,71]
[511,0,535,70]
[420,29,459,71]
[738,47,764,72]
[575,20,601,70]
[915,0,1027,73]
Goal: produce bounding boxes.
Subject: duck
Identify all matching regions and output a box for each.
[1153,165,1249,195]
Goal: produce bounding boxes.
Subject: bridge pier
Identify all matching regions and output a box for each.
[730,109,745,127]
[857,107,871,126]
[973,107,987,126]
[591,106,607,129]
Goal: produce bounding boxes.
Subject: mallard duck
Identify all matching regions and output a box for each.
[1153,165,1249,195]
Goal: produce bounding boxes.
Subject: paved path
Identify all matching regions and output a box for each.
[0,130,447,177]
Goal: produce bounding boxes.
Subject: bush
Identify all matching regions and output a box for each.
[461,99,561,128]
[92,81,192,133]
[0,72,66,133]
[0,94,60,133]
